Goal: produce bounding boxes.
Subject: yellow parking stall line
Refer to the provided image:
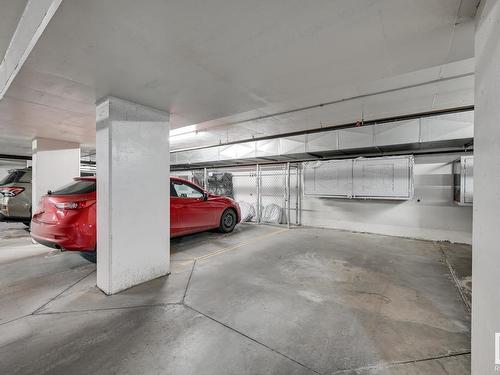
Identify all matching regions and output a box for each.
[195,227,289,261]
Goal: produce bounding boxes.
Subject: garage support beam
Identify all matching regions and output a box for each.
[0,0,63,100]
[472,1,500,373]
[32,138,80,214]
[96,97,170,295]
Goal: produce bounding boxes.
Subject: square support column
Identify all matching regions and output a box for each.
[32,138,80,211]
[96,97,170,295]
[473,1,500,373]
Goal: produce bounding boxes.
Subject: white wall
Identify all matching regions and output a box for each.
[172,154,472,242]
[301,153,472,244]
[31,138,80,210]
[473,1,500,373]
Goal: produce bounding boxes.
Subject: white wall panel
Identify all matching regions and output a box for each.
[454,155,473,205]
[304,156,413,199]
[32,138,80,211]
[353,156,413,199]
[463,156,473,204]
[301,153,472,244]
[304,160,353,197]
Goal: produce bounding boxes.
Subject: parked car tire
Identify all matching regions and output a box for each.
[219,209,237,233]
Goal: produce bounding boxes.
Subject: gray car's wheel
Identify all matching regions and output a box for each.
[219,209,237,233]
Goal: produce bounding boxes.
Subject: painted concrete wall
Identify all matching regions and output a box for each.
[174,155,471,242]
[301,153,472,244]
[31,138,80,211]
[472,1,500,373]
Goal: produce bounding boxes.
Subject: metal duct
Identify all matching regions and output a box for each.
[172,110,473,168]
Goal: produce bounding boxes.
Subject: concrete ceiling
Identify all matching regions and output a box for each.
[0,0,479,156]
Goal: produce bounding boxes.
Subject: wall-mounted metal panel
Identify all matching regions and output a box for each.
[338,127,374,150]
[306,131,339,153]
[374,119,420,146]
[303,159,353,197]
[352,156,414,199]
[304,155,413,199]
[463,156,473,204]
[454,155,473,205]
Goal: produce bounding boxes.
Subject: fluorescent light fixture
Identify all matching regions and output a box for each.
[170,125,197,137]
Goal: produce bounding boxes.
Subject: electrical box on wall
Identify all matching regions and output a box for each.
[453,155,473,206]
[352,156,414,199]
[303,155,414,200]
[303,159,353,197]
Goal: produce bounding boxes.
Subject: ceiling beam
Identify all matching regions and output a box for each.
[0,0,62,100]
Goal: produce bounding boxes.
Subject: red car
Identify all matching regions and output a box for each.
[31,176,240,255]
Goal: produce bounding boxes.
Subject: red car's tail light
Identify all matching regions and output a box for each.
[33,199,45,215]
[53,201,93,210]
[0,187,25,197]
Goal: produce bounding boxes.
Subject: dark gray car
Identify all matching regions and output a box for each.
[0,167,32,226]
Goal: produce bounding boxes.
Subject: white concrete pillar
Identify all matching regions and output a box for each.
[32,138,80,212]
[473,1,500,374]
[96,97,170,295]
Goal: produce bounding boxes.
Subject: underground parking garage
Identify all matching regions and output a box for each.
[0,1,499,374]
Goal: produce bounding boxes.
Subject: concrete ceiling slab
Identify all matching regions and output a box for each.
[0,0,477,155]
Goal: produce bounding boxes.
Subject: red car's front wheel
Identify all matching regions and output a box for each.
[219,209,237,233]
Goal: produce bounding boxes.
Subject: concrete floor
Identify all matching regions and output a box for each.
[0,222,471,374]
